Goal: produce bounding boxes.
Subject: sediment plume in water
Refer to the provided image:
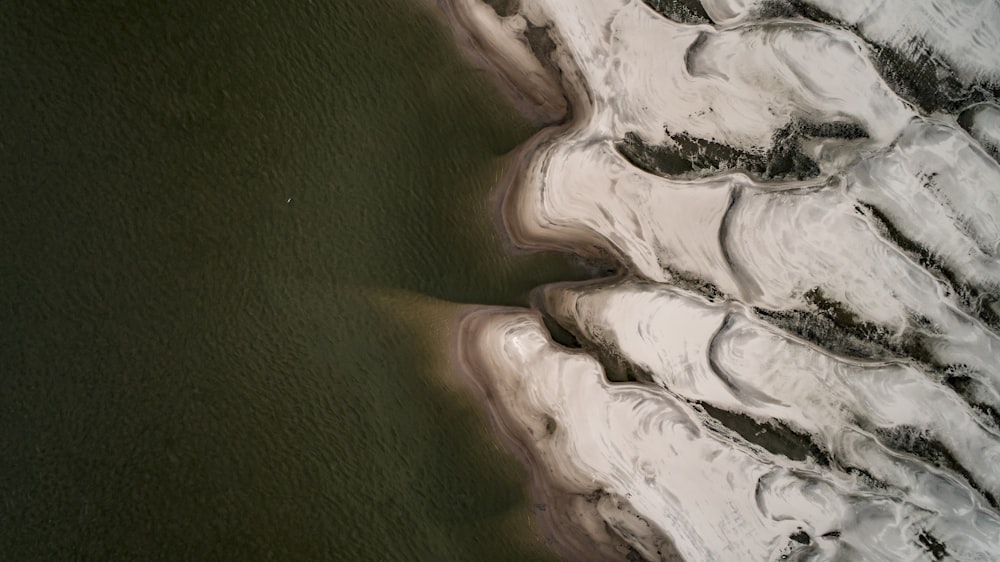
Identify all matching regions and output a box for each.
[439,0,1000,559]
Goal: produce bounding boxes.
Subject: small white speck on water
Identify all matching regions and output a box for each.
[286,197,293,204]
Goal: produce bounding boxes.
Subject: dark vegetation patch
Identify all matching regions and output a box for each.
[820,530,841,540]
[753,306,892,361]
[752,0,842,26]
[483,0,518,17]
[844,466,888,490]
[855,204,936,268]
[752,0,999,113]
[641,0,712,24]
[866,37,998,114]
[969,402,1000,433]
[803,288,938,365]
[876,425,998,508]
[917,530,949,561]
[617,131,704,176]
[699,402,830,464]
[857,203,1000,332]
[789,530,811,545]
[752,287,937,368]
[616,120,866,181]
[796,121,868,140]
[523,23,561,79]
[659,268,728,304]
[944,372,1000,432]
[802,288,863,332]
[763,125,822,179]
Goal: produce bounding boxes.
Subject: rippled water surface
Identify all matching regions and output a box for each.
[0,1,590,559]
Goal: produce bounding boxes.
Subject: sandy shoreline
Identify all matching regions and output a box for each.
[425,1,639,557]
[453,306,671,561]
[427,0,1000,560]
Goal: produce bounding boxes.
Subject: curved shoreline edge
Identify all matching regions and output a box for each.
[453,306,684,561]
[418,0,644,554]
[422,0,569,126]
[429,0,1000,560]
[424,1,640,555]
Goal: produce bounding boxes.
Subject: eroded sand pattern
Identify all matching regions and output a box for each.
[437,0,1000,559]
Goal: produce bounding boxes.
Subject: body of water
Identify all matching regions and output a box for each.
[0,1,584,559]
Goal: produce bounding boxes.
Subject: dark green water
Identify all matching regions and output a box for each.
[0,2,584,559]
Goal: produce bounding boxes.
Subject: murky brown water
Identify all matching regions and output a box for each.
[0,1,587,559]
